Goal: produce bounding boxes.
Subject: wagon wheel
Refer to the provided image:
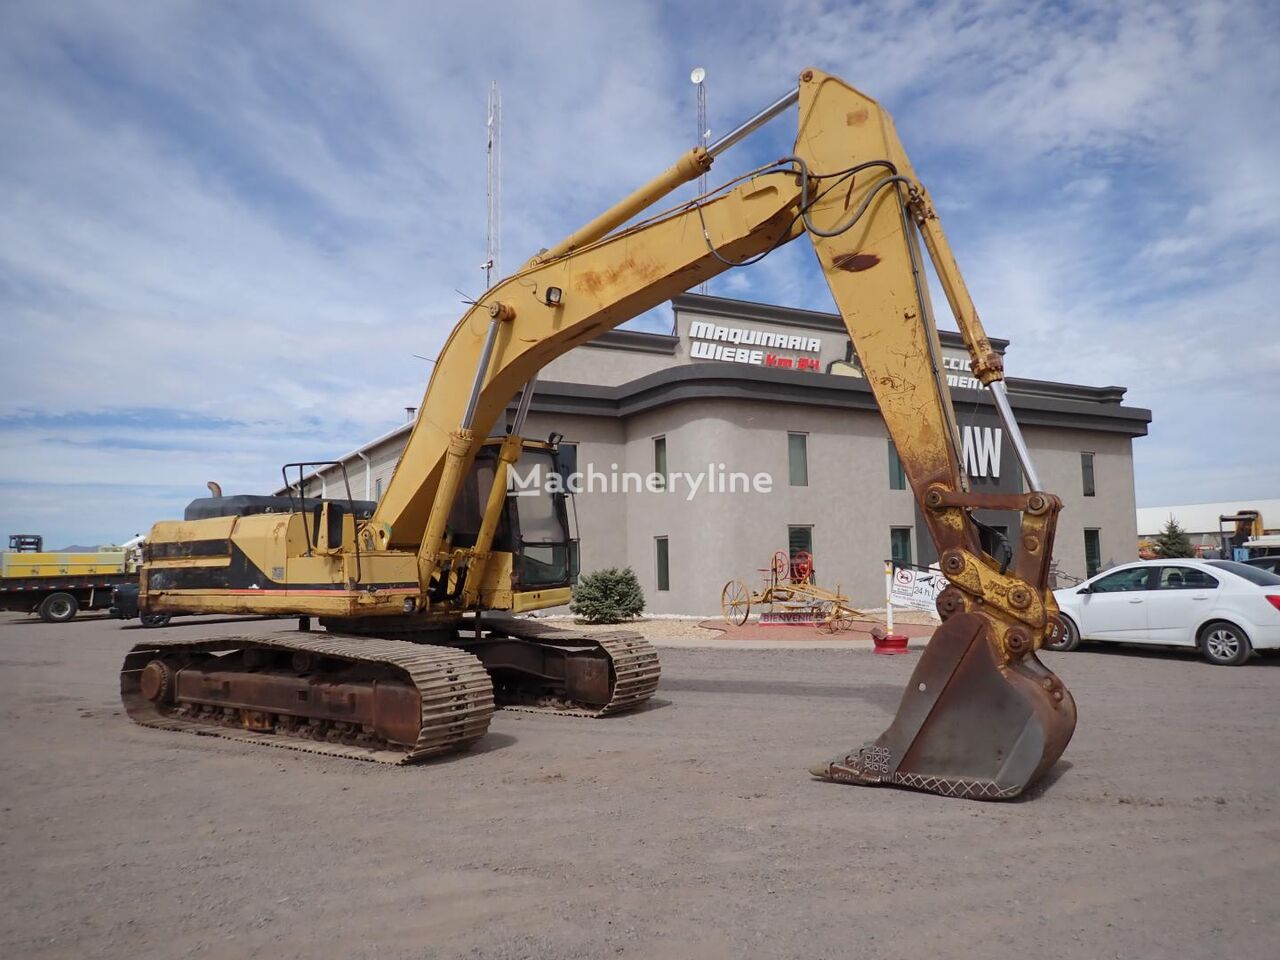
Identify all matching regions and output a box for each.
[814,601,855,640]
[828,602,858,633]
[770,551,790,586]
[721,579,751,626]
[791,550,814,584]
[815,600,840,634]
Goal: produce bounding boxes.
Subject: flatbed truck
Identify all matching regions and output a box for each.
[1,534,140,623]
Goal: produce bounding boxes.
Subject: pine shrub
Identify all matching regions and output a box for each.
[1153,517,1195,558]
[570,566,645,624]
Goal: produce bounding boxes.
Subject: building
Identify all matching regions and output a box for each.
[1136,499,1280,556]
[298,294,1151,613]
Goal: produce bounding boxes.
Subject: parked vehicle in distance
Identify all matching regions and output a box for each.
[1244,555,1280,576]
[1,534,143,623]
[1048,558,1280,665]
[109,582,171,627]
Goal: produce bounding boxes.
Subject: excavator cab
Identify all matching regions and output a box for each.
[448,437,579,594]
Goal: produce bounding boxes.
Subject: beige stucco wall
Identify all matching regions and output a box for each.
[1022,425,1139,581]
[525,405,1140,614]
[540,343,675,386]
[533,398,923,614]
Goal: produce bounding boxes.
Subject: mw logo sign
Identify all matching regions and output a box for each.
[961,425,1002,479]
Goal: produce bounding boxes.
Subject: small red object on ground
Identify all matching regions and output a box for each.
[871,626,910,655]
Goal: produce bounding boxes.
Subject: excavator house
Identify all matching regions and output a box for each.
[123,68,1077,799]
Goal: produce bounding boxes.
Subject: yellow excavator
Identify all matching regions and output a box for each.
[122,68,1076,799]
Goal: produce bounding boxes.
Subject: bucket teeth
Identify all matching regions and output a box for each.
[812,612,1076,800]
[809,760,841,780]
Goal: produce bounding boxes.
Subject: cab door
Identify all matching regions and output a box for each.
[1075,566,1156,641]
[1146,565,1220,645]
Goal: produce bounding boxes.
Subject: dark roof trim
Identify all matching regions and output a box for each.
[574,328,679,355]
[1008,377,1128,404]
[672,292,1010,355]
[520,364,1151,437]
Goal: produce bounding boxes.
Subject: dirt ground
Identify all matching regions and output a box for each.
[2,613,1278,960]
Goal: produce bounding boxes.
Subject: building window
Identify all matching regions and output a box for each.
[1081,452,1096,497]
[557,441,578,480]
[374,477,383,501]
[653,436,667,490]
[888,440,907,490]
[890,527,913,568]
[655,536,670,591]
[1084,528,1101,578]
[788,525,812,557]
[788,525,813,578]
[788,432,808,486]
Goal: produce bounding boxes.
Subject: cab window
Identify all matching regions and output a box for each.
[1156,566,1219,590]
[1088,567,1153,593]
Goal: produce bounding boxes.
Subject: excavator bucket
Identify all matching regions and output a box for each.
[810,613,1077,800]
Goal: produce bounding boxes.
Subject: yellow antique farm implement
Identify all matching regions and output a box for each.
[721,551,867,634]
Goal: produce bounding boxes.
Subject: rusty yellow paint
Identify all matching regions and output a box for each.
[512,586,572,613]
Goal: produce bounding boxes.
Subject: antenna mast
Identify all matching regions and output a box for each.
[484,81,502,288]
[691,67,709,294]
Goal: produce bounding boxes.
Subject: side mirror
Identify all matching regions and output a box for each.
[1076,585,1092,595]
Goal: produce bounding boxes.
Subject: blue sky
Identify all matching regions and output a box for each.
[1,0,1277,547]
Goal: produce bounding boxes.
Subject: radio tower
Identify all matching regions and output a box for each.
[484,81,502,288]
[690,67,709,294]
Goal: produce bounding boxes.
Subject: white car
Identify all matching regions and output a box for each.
[1049,559,1280,665]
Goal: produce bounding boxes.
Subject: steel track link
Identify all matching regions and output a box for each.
[485,623,662,718]
[120,632,494,764]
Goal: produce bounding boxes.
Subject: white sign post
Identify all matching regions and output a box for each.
[883,560,895,634]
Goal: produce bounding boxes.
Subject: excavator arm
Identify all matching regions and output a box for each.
[368,68,1075,799]
[794,70,1074,796]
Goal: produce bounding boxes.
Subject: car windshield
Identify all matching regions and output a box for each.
[1206,560,1280,586]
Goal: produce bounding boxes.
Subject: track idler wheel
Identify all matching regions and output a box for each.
[139,659,177,703]
[810,612,1076,800]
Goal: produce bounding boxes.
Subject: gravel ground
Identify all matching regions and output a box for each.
[2,613,1278,960]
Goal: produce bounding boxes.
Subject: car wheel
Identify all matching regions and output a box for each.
[38,592,79,624]
[140,613,171,628]
[1198,620,1252,666]
[1043,614,1080,652]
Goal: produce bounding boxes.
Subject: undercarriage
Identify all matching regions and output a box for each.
[120,619,661,763]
